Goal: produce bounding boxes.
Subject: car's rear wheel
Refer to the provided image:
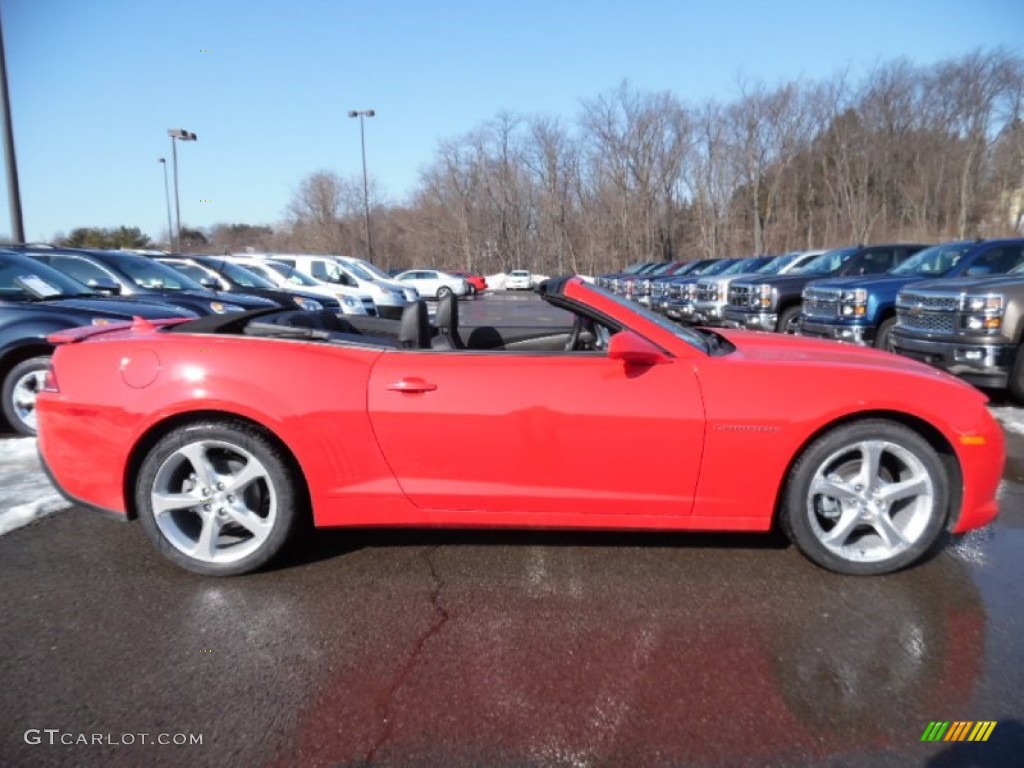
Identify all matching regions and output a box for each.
[467,283,477,295]
[780,419,949,575]
[2,356,51,436]
[777,306,802,334]
[436,286,453,299]
[136,421,304,575]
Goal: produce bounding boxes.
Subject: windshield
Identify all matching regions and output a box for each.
[580,281,710,351]
[793,247,858,275]
[263,261,323,286]
[164,261,219,286]
[341,259,377,281]
[889,243,972,276]
[696,259,736,276]
[0,253,98,299]
[350,258,389,280]
[203,259,277,288]
[721,257,769,275]
[104,253,204,291]
[756,253,798,274]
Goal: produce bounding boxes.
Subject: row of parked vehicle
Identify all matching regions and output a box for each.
[0,245,489,436]
[600,238,1024,401]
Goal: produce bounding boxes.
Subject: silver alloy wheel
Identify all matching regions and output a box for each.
[12,369,47,432]
[150,439,277,564]
[806,439,935,563]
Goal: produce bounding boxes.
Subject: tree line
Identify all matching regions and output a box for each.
[54,48,1024,277]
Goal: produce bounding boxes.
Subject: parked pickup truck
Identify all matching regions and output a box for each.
[723,244,927,333]
[692,251,823,326]
[890,240,1024,400]
[799,240,1024,349]
[656,258,742,321]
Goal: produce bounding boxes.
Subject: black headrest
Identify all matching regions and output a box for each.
[397,300,431,348]
[435,292,458,334]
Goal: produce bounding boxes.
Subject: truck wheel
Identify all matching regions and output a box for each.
[777,306,802,334]
[874,318,897,352]
[1009,345,1024,404]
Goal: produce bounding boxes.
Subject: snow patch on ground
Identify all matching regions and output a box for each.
[990,406,1024,435]
[0,438,69,536]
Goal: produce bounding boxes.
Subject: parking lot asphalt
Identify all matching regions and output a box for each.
[1,292,1023,768]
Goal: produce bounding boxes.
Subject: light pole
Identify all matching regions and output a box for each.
[0,8,24,242]
[166,128,197,251]
[157,158,173,249]
[347,109,375,260]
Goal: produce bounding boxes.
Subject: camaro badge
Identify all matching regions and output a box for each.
[921,721,996,742]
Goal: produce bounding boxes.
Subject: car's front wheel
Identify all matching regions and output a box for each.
[136,420,305,575]
[777,306,802,334]
[436,286,453,299]
[2,356,51,436]
[780,419,949,575]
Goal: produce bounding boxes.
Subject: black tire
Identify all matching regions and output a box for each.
[468,284,477,296]
[777,305,802,334]
[436,286,453,299]
[135,420,305,576]
[2,355,51,436]
[874,317,897,351]
[1009,344,1024,404]
[779,419,949,576]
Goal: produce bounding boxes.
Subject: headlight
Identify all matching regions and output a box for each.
[293,297,324,311]
[962,295,1002,312]
[754,284,774,308]
[961,294,1004,332]
[340,295,359,307]
[839,288,868,317]
[683,284,697,300]
[209,301,244,314]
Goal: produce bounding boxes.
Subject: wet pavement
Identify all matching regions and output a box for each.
[1,292,1022,767]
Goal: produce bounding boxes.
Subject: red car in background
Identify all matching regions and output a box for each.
[445,269,487,294]
[37,276,1003,576]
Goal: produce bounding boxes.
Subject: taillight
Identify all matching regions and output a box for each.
[43,366,59,393]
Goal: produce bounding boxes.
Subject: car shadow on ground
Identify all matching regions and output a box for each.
[269,525,794,572]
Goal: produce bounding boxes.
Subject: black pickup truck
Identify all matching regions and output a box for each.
[0,250,195,435]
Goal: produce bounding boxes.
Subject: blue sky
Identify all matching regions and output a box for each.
[1,0,1022,242]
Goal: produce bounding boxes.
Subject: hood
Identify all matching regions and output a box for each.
[40,297,196,319]
[806,274,925,292]
[733,273,823,289]
[715,328,981,393]
[901,274,1024,293]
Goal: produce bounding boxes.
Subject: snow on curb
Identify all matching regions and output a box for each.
[0,437,70,536]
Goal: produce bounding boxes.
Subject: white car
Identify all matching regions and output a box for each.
[224,256,372,315]
[393,269,469,299]
[506,270,533,290]
[265,254,417,320]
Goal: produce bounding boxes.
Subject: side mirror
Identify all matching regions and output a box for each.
[200,277,221,291]
[88,277,121,295]
[607,330,671,366]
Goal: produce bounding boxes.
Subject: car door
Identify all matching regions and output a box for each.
[367,347,706,518]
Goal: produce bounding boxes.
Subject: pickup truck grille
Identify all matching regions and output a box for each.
[897,293,959,311]
[696,282,719,302]
[896,310,956,334]
[728,285,751,308]
[802,287,841,319]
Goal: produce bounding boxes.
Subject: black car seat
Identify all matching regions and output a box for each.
[432,292,464,349]
[397,300,432,348]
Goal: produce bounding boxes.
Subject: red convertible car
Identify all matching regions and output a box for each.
[36,277,1003,576]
